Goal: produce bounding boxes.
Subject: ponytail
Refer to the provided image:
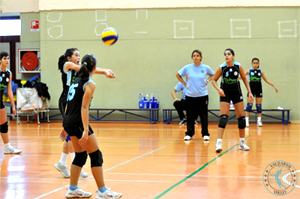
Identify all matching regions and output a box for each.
[58,55,66,72]
[78,54,97,81]
[78,63,90,81]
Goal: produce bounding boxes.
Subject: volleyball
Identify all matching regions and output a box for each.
[101,27,118,46]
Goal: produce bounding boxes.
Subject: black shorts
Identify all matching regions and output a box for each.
[248,87,262,97]
[248,91,262,98]
[220,89,243,104]
[249,84,262,97]
[63,122,94,139]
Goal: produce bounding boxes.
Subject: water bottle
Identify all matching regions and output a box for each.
[145,94,149,109]
[153,98,158,108]
[139,93,144,109]
[139,93,143,101]
[150,97,155,109]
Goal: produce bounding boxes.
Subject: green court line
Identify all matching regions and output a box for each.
[155,135,251,199]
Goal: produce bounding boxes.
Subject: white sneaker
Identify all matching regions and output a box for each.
[203,135,210,141]
[66,188,92,198]
[257,121,263,127]
[179,118,187,125]
[215,141,222,153]
[96,189,122,199]
[239,141,250,151]
[80,170,88,178]
[184,135,192,140]
[55,162,70,178]
[4,146,22,154]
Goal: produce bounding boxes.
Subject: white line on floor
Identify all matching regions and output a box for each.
[34,146,165,199]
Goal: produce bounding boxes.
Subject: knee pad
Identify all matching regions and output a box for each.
[256,104,262,113]
[72,151,88,167]
[89,150,103,167]
[218,114,228,128]
[245,103,253,112]
[0,122,8,133]
[238,116,246,129]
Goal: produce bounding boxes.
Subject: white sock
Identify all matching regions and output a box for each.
[245,117,249,123]
[59,152,68,165]
[217,138,222,143]
[70,152,75,162]
[257,117,262,122]
[240,137,245,142]
[4,143,11,148]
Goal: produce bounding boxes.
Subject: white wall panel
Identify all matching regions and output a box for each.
[2,0,39,13]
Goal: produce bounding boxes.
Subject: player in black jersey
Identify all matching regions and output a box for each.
[56,48,116,179]
[212,48,253,153]
[244,58,278,127]
[0,51,22,154]
[60,54,122,198]
[55,48,88,178]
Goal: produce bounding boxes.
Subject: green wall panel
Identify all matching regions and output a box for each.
[24,7,299,121]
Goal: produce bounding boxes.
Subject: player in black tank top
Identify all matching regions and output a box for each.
[244,58,278,127]
[0,51,22,154]
[60,54,122,198]
[0,68,11,109]
[55,48,90,178]
[59,68,77,115]
[219,61,243,103]
[212,48,253,153]
[56,48,120,179]
[63,77,94,126]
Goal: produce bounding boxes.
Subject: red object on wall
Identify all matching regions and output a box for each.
[21,52,39,71]
[31,20,39,31]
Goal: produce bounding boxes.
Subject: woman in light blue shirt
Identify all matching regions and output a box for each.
[176,49,215,141]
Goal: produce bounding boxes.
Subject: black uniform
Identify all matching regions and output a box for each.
[59,64,77,116]
[0,68,11,109]
[63,77,94,139]
[219,61,243,104]
[248,68,262,97]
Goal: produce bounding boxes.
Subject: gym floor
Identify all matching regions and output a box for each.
[0,121,299,198]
